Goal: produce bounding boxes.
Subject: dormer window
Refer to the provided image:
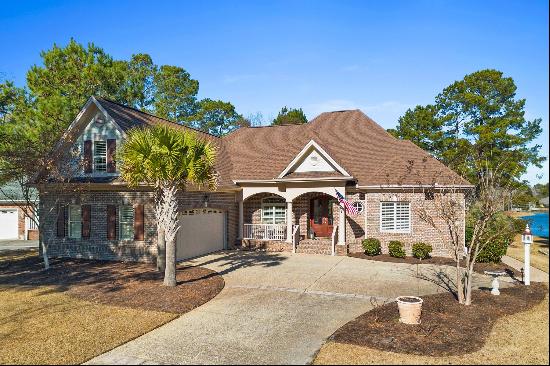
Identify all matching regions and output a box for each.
[93,141,107,172]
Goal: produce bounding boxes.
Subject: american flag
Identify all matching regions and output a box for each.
[335,190,359,215]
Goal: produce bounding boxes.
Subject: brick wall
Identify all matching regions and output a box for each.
[40,187,463,262]
[347,191,465,257]
[40,189,238,263]
[242,190,463,258]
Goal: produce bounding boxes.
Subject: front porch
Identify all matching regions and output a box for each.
[238,190,348,255]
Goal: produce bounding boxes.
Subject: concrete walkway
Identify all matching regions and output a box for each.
[87,251,512,365]
[502,255,549,283]
[0,239,38,252]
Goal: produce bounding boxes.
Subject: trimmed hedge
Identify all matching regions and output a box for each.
[412,242,433,259]
[362,238,381,256]
[388,240,406,258]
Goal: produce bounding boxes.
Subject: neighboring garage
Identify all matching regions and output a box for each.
[0,208,19,240]
[176,208,226,261]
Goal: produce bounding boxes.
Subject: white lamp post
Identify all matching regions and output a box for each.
[521,224,533,285]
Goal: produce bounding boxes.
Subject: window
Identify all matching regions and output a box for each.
[261,197,286,225]
[93,140,107,172]
[380,202,411,233]
[68,205,81,238]
[119,205,134,240]
[352,201,364,214]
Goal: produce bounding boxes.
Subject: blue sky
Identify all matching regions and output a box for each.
[1,0,548,183]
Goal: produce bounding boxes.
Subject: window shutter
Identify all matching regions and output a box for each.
[56,204,66,237]
[81,205,91,239]
[107,205,117,240]
[134,204,144,241]
[107,139,116,173]
[84,140,93,173]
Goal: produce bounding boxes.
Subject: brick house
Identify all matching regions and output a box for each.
[38,97,471,263]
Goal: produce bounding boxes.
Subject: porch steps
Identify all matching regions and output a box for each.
[295,239,333,255]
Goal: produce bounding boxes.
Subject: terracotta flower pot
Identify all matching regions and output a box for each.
[396,296,423,324]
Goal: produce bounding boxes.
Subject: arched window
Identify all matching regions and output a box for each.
[261,196,286,224]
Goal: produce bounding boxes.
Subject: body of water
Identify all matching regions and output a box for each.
[522,212,549,238]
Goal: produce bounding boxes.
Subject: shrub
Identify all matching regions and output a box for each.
[362,238,381,256]
[475,236,510,263]
[388,240,406,258]
[465,212,517,263]
[412,242,433,259]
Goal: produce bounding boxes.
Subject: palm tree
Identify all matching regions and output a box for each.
[119,125,217,286]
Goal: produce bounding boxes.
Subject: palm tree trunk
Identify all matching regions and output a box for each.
[161,183,179,287]
[157,226,166,272]
[164,236,177,287]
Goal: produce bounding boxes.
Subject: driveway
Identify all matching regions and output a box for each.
[87,251,510,365]
[0,239,38,252]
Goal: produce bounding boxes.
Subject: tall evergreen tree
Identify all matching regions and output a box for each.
[391,69,544,187]
[272,106,308,125]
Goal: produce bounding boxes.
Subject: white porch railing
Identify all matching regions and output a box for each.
[243,224,286,241]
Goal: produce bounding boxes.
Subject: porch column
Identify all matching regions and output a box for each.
[338,206,346,245]
[238,200,244,239]
[286,201,293,243]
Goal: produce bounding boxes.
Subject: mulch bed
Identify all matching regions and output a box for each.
[0,250,224,314]
[349,252,521,277]
[329,282,548,356]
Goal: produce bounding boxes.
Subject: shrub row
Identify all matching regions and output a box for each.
[361,239,433,259]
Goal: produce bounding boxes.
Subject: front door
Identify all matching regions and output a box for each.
[309,196,334,237]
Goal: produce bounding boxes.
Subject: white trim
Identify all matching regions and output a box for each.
[34,97,127,184]
[260,196,287,225]
[57,97,127,149]
[379,201,411,234]
[358,184,474,189]
[277,140,351,178]
[90,97,127,138]
[352,201,364,214]
[68,205,82,239]
[118,205,135,240]
[93,140,108,172]
[234,176,354,184]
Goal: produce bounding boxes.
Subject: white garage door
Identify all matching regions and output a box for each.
[0,209,19,240]
[176,208,225,261]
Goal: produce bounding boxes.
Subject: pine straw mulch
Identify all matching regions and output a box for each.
[328,282,548,357]
[0,250,224,314]
[349,252,521,277]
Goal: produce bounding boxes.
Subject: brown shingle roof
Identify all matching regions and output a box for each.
[224,110,470,186]
[94,99,470,188]
[95,98,234,188]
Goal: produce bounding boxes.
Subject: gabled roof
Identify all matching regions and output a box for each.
[277,139,351,179]
[94,98,235,188]
[52,98,471,189]
[223,109,471,187]
[94,98,217,142]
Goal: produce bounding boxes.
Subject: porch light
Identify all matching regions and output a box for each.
[521,224,532,285]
